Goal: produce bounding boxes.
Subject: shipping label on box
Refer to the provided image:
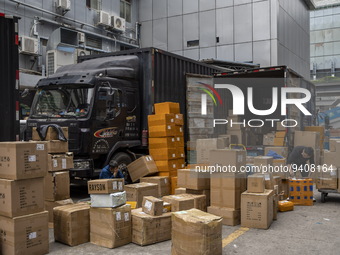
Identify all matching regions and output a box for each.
[127,156,158,182]
[48,152,74,172]
[0,178,45,218]
[0,141,47,180]
[44,171,70,201]
[88,179,124,194]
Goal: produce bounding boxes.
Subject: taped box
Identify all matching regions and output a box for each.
[0,141,47,180]
[172,209,222,255]
[154,102,180,114]
[127,156,159,182]
[148,114,175,126]
[88,179,124,194]
[142,196,163,216]
[132,208,172,246]
[54,203,91,246]
[207,206,240,226]
[45,140,69,154]
[177,169,210,190]
[47,152,74,172]
[90,191,126,208]
[44,171,70,201]
[44,198,74,223]
[140,176,170,197]
[90,205,131,248]
[162,195,195,212]
[125,183,159,208]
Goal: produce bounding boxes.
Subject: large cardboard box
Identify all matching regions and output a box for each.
[207,206,240,226]
[0,178,44,218]
[324,150,340,167]
[44,198,74,223]
[90,191,127,208]
[209,149,246,171]
[142,196,163,216]
[125,183,159,208]
[90,205,132,248]
[263,133,275,146]
[178,193,207,211]
[149,148,177,161]
[254,156,273,167]
[264,147,288,158]
[47,152,74,172]
[176,147,185,159]
[294,131,320,149]
[247,175,265,193]
[210,173,247,209]
[132,208,172,246]
[241,189,274,229]
[171,177,178,195]
[155,160,177,172]
[0,211,49,255]
[127,156,158,182]
[46,140,69,153]
[162,195,195,211]
[172,209,222,255]
[32,126,69,141]
[149,137,176,149]
[87,179,124,194]
[196,138,225,164]
[281,179,290,200]
[177,169,210,190]
[175,136,185,147]
[174,126,184,137]
[273,138,285,146]
[44,171,70,201]
[140,176,170,197]
[187,189,211,206]
[174,113,184,126]
[0,141,47,180]
[158,170,178,178]
[149,125,175,137]
[154,102,180,114]
[329,139,340,152]
[148,114,175,126]
[175,188,186,194]
[54,203,91,246]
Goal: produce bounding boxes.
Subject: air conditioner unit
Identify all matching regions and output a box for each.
[78,32,85,43]
[57,0,71,11]
[74,49,90,63]
[46,49,74,76]
[20,36,38,55]
[111,16,126,32]
[98,11,111,27]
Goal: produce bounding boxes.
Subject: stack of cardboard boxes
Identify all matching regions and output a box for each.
[88,178,132,248]
[263,130,286,146]
[131,196,172,246]
[207,149,247,226]
[0,141,49,254]
[294,130,321,166]
[32,127,74,223]
[148,102,186,194]
[226,110,245,145]
[127,155,159,183]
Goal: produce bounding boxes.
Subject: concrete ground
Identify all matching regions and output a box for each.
[49,188,340,255]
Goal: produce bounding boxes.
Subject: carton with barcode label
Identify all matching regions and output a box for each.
[0,141,47,180]
[127,156,158,182]
[47,152,74,172]
[142,196,163,216]
[88,178,124,194]
[90,204,132,248]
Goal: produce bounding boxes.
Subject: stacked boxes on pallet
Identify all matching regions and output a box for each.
[0,141,49,254]
[148,102,185,194]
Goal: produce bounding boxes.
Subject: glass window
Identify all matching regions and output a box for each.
[86,0,101,10]
[120,0,131,23]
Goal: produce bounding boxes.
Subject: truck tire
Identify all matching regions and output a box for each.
[111,152,133,184]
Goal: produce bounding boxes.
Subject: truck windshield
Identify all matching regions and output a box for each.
[31,87,94,118]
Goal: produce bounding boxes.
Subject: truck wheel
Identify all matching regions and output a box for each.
[111,152,133,184]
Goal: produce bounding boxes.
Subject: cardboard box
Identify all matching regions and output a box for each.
[174,113,184,126]
[176,147,185,159]
[329,139,340,152]
[254,156,273,167]
[0,141,47,180]
[154,102,180,114]
[209,149,246,171]
[273,194,279,220]
[162,195,195,211]
[148,137,176,149]
[210,173,247,209]
[196,138,226,164]
[46,140,69,153]
[148,114,175,126]
[177,169,210,190]
[44,171,70,201]
[275,131,286,138]
[178,193,207,211]
[177,158,186,169]
[171,177,178,195]
[276,122,286,131]
[324,151,340,167]
[174,126,184,137]
[227,130,245,144]
[289,179,313,206]
[272,158,288,179]
[187,189,211,206]
[316,166,338,190]
[175,188,186,194]
[142,196,163,216]
[90,191,126,208]
[172,209,222,255]
[125,183,159,208]
[87,179,124,194]
[273,137,285,146]
[132,208,172,246]
[0,211,49,255]
[0,178,44,218]
[281,179,290,200]
[294,131,320,149]
[247,175,265,193]
[175,136,184,147]
[157,170,177,178]
[54,203,91,246]
[264,147,288,158]
[44,198,74,223]
[149,148,177,161]
[90,205,132,248]
[149,125,175,137]
[155,160,177,172]
[32,126,69,141]
[207,206,240,226]
[241,189,274,229]
[263,133,275,146]
[140,176,170,197]
[47,152,74,172]
[127,156,158,182]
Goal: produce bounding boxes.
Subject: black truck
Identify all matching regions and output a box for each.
[26,48,219,182]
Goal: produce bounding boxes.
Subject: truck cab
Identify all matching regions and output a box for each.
[27,55,142,183]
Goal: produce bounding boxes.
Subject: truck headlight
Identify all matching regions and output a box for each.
[73,160,91,169]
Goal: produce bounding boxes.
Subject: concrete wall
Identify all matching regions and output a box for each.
[139,0,311,78]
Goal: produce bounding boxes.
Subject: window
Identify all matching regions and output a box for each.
[86,0,101,10]
[120,0,131,23]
